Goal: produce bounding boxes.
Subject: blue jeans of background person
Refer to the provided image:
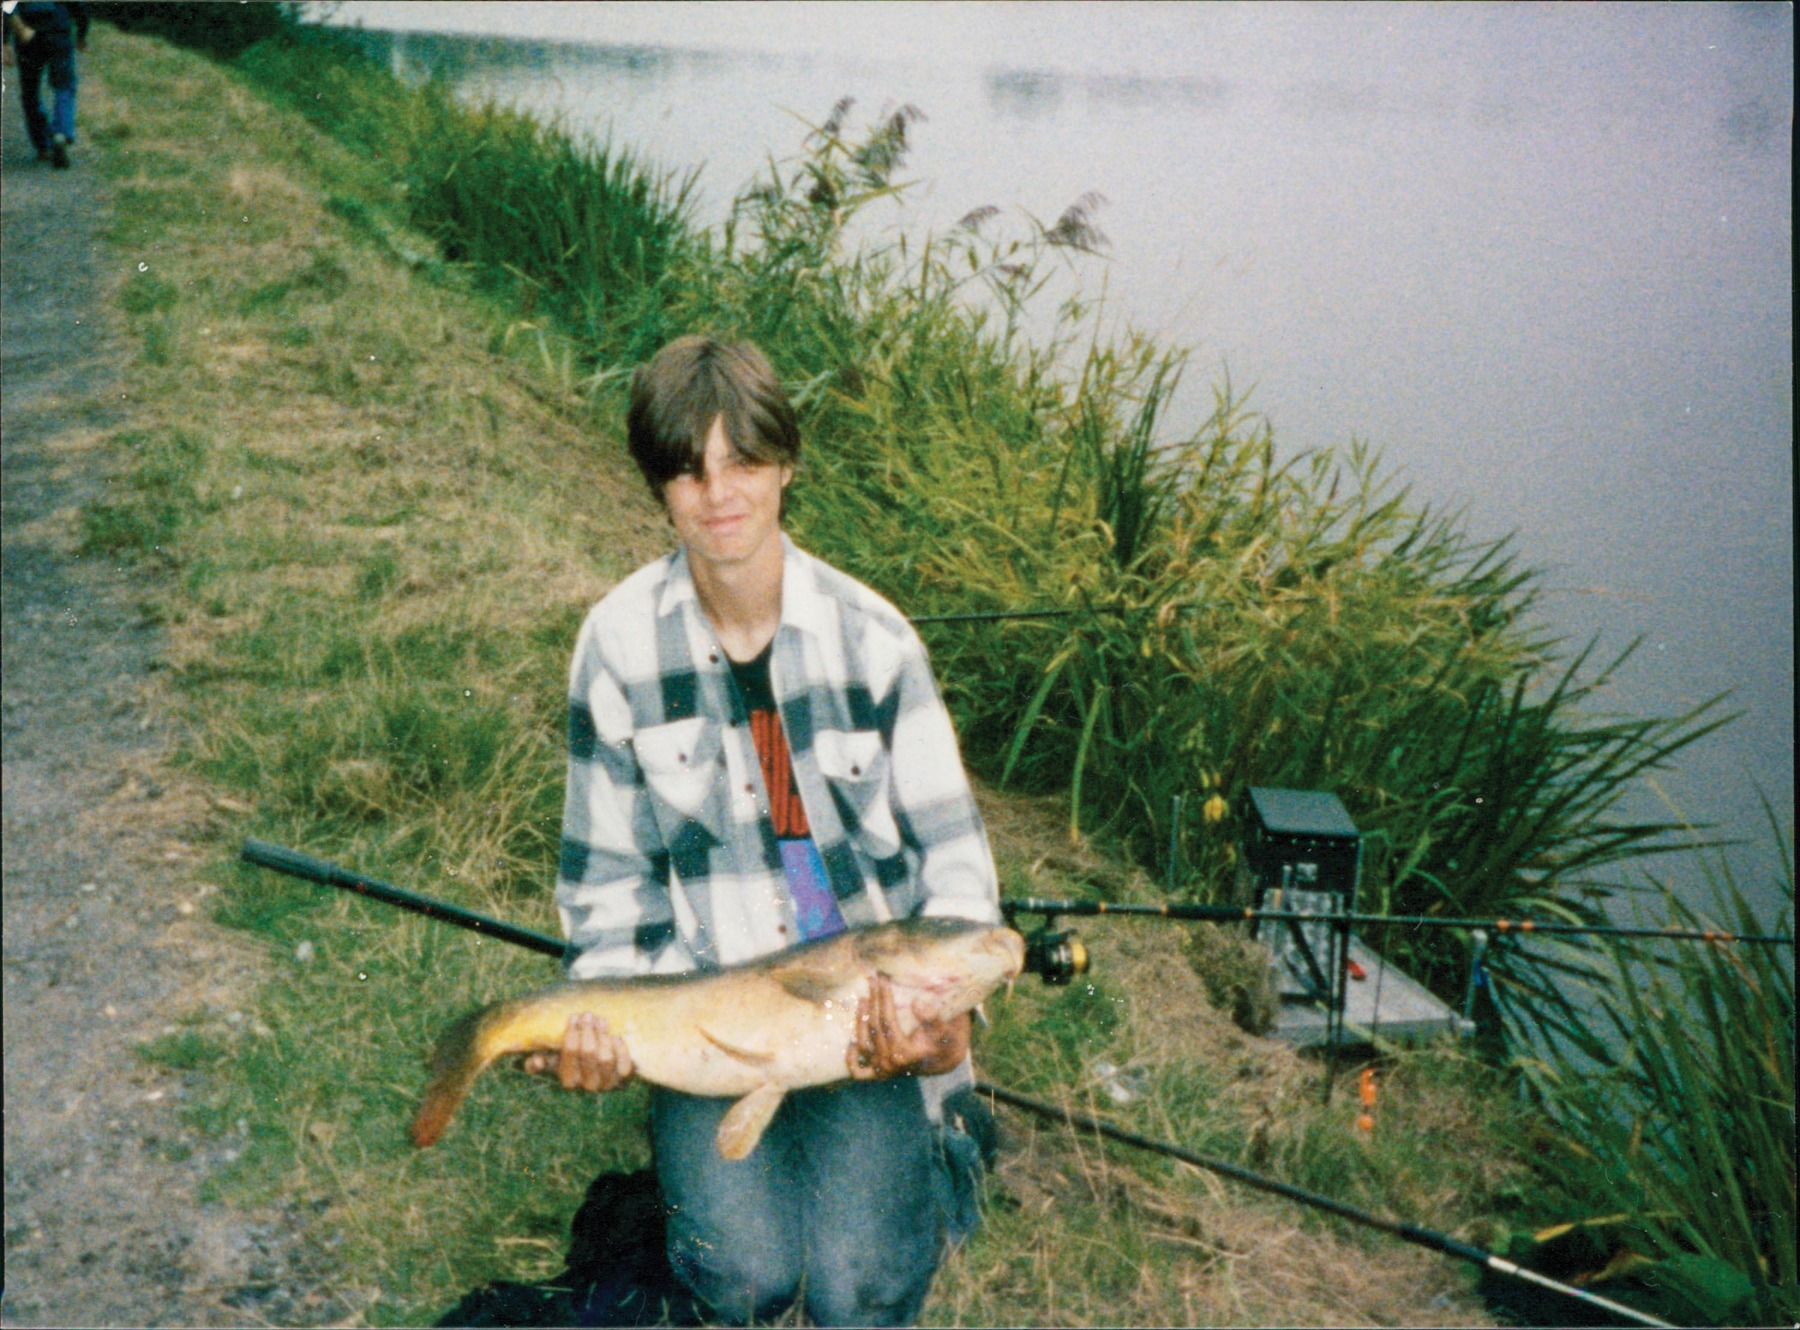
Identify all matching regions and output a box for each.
[651,1078,944,1327]
[17,38,77,154]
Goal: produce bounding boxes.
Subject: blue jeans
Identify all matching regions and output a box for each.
[651,1078,944,1327]
[16,39,77,153]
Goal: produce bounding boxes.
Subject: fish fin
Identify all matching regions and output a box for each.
[715,1083,787,1161]
[763,956,856,1005]
[699,1026,777,1066]
[412,1002,502,1147]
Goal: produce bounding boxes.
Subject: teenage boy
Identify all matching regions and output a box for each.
[529,335,1001,1326]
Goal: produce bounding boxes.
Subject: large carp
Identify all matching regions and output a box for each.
[412,918,1024,1159]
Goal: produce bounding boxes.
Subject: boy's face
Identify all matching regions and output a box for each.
[663,416,792,577]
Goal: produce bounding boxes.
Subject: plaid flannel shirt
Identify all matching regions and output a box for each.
[557,536,1000,980]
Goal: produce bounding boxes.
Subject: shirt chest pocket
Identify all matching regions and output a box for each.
[634,717,726,838]
[814,728,899,852]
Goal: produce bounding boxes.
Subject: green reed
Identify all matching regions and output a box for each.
[1515,814,1795,1324]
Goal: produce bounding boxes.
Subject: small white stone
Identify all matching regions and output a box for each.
[295,941,315,964]
[79,882,98,893]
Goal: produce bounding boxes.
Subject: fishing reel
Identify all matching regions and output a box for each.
[1021,926,1090,986]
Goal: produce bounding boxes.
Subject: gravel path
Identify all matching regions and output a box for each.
[2,71,351,1330]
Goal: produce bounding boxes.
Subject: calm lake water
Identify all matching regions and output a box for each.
[330,2,1793,914]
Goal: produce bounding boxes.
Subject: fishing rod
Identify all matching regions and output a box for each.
[239,839,575,962]
[911,607,1093,625]
[243,839,1681,1328]
[977,1082,1675,1329]
[910,598,1244,627]
[910,598,1184,626]
[238,839,1091,985]
[1001,895,1795,948]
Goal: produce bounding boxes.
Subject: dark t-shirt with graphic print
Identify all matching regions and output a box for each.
[727,644,847,942]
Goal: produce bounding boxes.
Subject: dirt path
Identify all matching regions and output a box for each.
[2,71,352,1330]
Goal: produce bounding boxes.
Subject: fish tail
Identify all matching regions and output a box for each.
[411,1003,504,1147]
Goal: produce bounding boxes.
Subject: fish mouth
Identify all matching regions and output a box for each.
[1000,928,1029,993]
[992,927,1027,979]
[985,928,1026,997]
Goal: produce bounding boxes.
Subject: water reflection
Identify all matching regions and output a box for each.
[1279,79,1384,123]
[983,68,1064,120]
[1720,98,1779,153]
[1085,72,1230,114]
[984,67,1233,122]
[361,27,761,94]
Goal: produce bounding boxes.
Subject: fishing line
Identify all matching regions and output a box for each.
[912,601,1217,627]
[1367,932,1391,1048]
[976,1081,1676,1329]
[1001,896,1794,948]
[911,607,1097,625]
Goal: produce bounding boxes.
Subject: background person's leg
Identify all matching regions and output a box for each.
[47,48,74,146]
[16,46,50,156]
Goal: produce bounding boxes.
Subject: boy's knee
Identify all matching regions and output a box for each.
[802,1248,936,1328]
[668,1232,800,1326]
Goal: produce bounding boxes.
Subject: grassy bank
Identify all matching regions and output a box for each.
[71,25,1567,1328]
[72,16,1791,1328]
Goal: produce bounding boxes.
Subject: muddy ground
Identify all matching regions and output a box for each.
[2,72,358,1329]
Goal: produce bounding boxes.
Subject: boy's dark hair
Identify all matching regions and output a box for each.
[626,337,800,500]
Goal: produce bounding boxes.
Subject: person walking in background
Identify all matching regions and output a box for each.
[3,1,88,169]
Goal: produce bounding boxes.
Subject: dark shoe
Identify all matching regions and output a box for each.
[36,147,52,162]
[50,133,70,169]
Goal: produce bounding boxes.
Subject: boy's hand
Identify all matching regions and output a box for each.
[848,975,971,1080]
[523,1012,635,1092]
